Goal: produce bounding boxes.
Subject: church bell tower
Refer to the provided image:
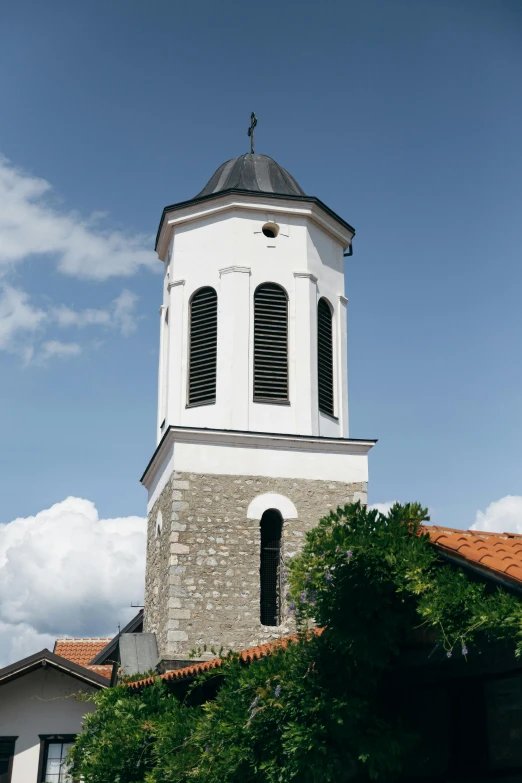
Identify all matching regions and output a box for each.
[142,134,375,665]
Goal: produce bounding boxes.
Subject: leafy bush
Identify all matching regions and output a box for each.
[69,502,522,782]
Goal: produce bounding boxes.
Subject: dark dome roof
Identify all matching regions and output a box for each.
[196,153,306,199]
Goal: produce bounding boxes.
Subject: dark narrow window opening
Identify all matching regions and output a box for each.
[318,297,334,416]
[0,738,16,783]
[260,509,283,626]
[188,287,218,406]
[254,283,288,403]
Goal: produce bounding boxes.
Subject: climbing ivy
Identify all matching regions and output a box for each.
[69,502,522,783]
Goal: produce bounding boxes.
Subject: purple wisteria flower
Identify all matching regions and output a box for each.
[281,568,288,585]
[305,574,311,584]
[309,590,317,606]
[285,591,291,601]
[204,745,210,753]
[324,570,333,584]
[346,550,353,561]
[274,684,281,698]
[299,590,308,604]
[248,695,259,711]
[288,600,296,612]
[446,651,452,659]
[462,646,468,656]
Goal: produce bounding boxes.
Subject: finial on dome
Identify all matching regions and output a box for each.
[247,112,257,154]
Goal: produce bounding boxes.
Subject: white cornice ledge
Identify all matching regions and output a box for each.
[157,193,353,260]
[294,272,318,283]
[142,426,376,488]
[219,266,251,277]
[168,279,185,291]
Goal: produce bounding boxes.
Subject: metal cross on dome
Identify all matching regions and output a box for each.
[248,112,257,154]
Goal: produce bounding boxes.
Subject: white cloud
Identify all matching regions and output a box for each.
[0,155,157,280]
[471,495,522,534]
[52,305,111,329]
[0,621,55,666]
[0,284,46,361]
[0,284,140,362]
[52,288,139,336]
[368,501,398,516]
[37,340,82,363]
[113,289,139,336]
[0,497,146,666]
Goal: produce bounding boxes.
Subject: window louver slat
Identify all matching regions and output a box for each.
[188,287,217,406]
[254,283,288,402]
[318,298,334,416]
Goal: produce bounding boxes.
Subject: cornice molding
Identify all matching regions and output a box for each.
[156,193,353,260]
[167,279,185,291]
[219,266,251,277]
[141,425,376,488]
[293,272,318,284]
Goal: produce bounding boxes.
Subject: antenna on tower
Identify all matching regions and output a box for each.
[248,112,258,154]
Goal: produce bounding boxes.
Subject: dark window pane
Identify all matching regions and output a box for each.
[260,510,282,625]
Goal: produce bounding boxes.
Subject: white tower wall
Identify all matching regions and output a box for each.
[155,194,352,443]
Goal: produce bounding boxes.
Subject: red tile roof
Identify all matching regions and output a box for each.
[53,638,113,681]
[425,526,522,587]
[54,638,113,665]
[127,631,322,690]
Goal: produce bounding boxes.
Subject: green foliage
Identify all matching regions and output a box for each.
[69,502,522,783]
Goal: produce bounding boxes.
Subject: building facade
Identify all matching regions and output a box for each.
[142,153,375,663]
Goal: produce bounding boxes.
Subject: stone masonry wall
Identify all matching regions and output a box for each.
[144,472,367,661]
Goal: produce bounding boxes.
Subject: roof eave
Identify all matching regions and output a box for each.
[0,649,109,688]
[155,189,355,255]
[433,547,522,596]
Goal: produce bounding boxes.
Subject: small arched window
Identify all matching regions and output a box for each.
[260,509,283,626]
[155,510,163,538]
[317,297,334,416]
[188,287,218,406]
[253,283,288,403]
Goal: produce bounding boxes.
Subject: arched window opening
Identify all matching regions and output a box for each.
[188,287,218,406]
[260,509,283,626]
[155,510,163,539]
[318,297,334,416]
[253,283,288,403]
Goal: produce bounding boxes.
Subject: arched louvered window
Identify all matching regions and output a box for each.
[188,287,218,406]
[260,509,282,626]
[318,297,334,416]
[253,283,288,402]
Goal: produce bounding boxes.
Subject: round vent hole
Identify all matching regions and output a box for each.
[262,222,279,239]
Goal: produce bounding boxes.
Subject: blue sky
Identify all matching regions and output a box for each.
[1,0,521,531]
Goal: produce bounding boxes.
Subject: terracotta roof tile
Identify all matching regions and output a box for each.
[424,525,522,587]
[53,638,113,667]
[127,630,323,690]
[87,664,113,679]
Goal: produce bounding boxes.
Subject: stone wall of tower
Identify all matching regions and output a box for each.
[144,470,367,661]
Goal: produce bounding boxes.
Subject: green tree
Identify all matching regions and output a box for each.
[69,502,522,783]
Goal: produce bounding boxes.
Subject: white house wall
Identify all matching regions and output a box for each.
[0,667,97,783]
[157,202,350,442]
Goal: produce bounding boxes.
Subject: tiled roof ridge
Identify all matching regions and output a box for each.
[423,524,522,540]
[127,630,323,690]
[423,523,522,587]
[54,637,113,642]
